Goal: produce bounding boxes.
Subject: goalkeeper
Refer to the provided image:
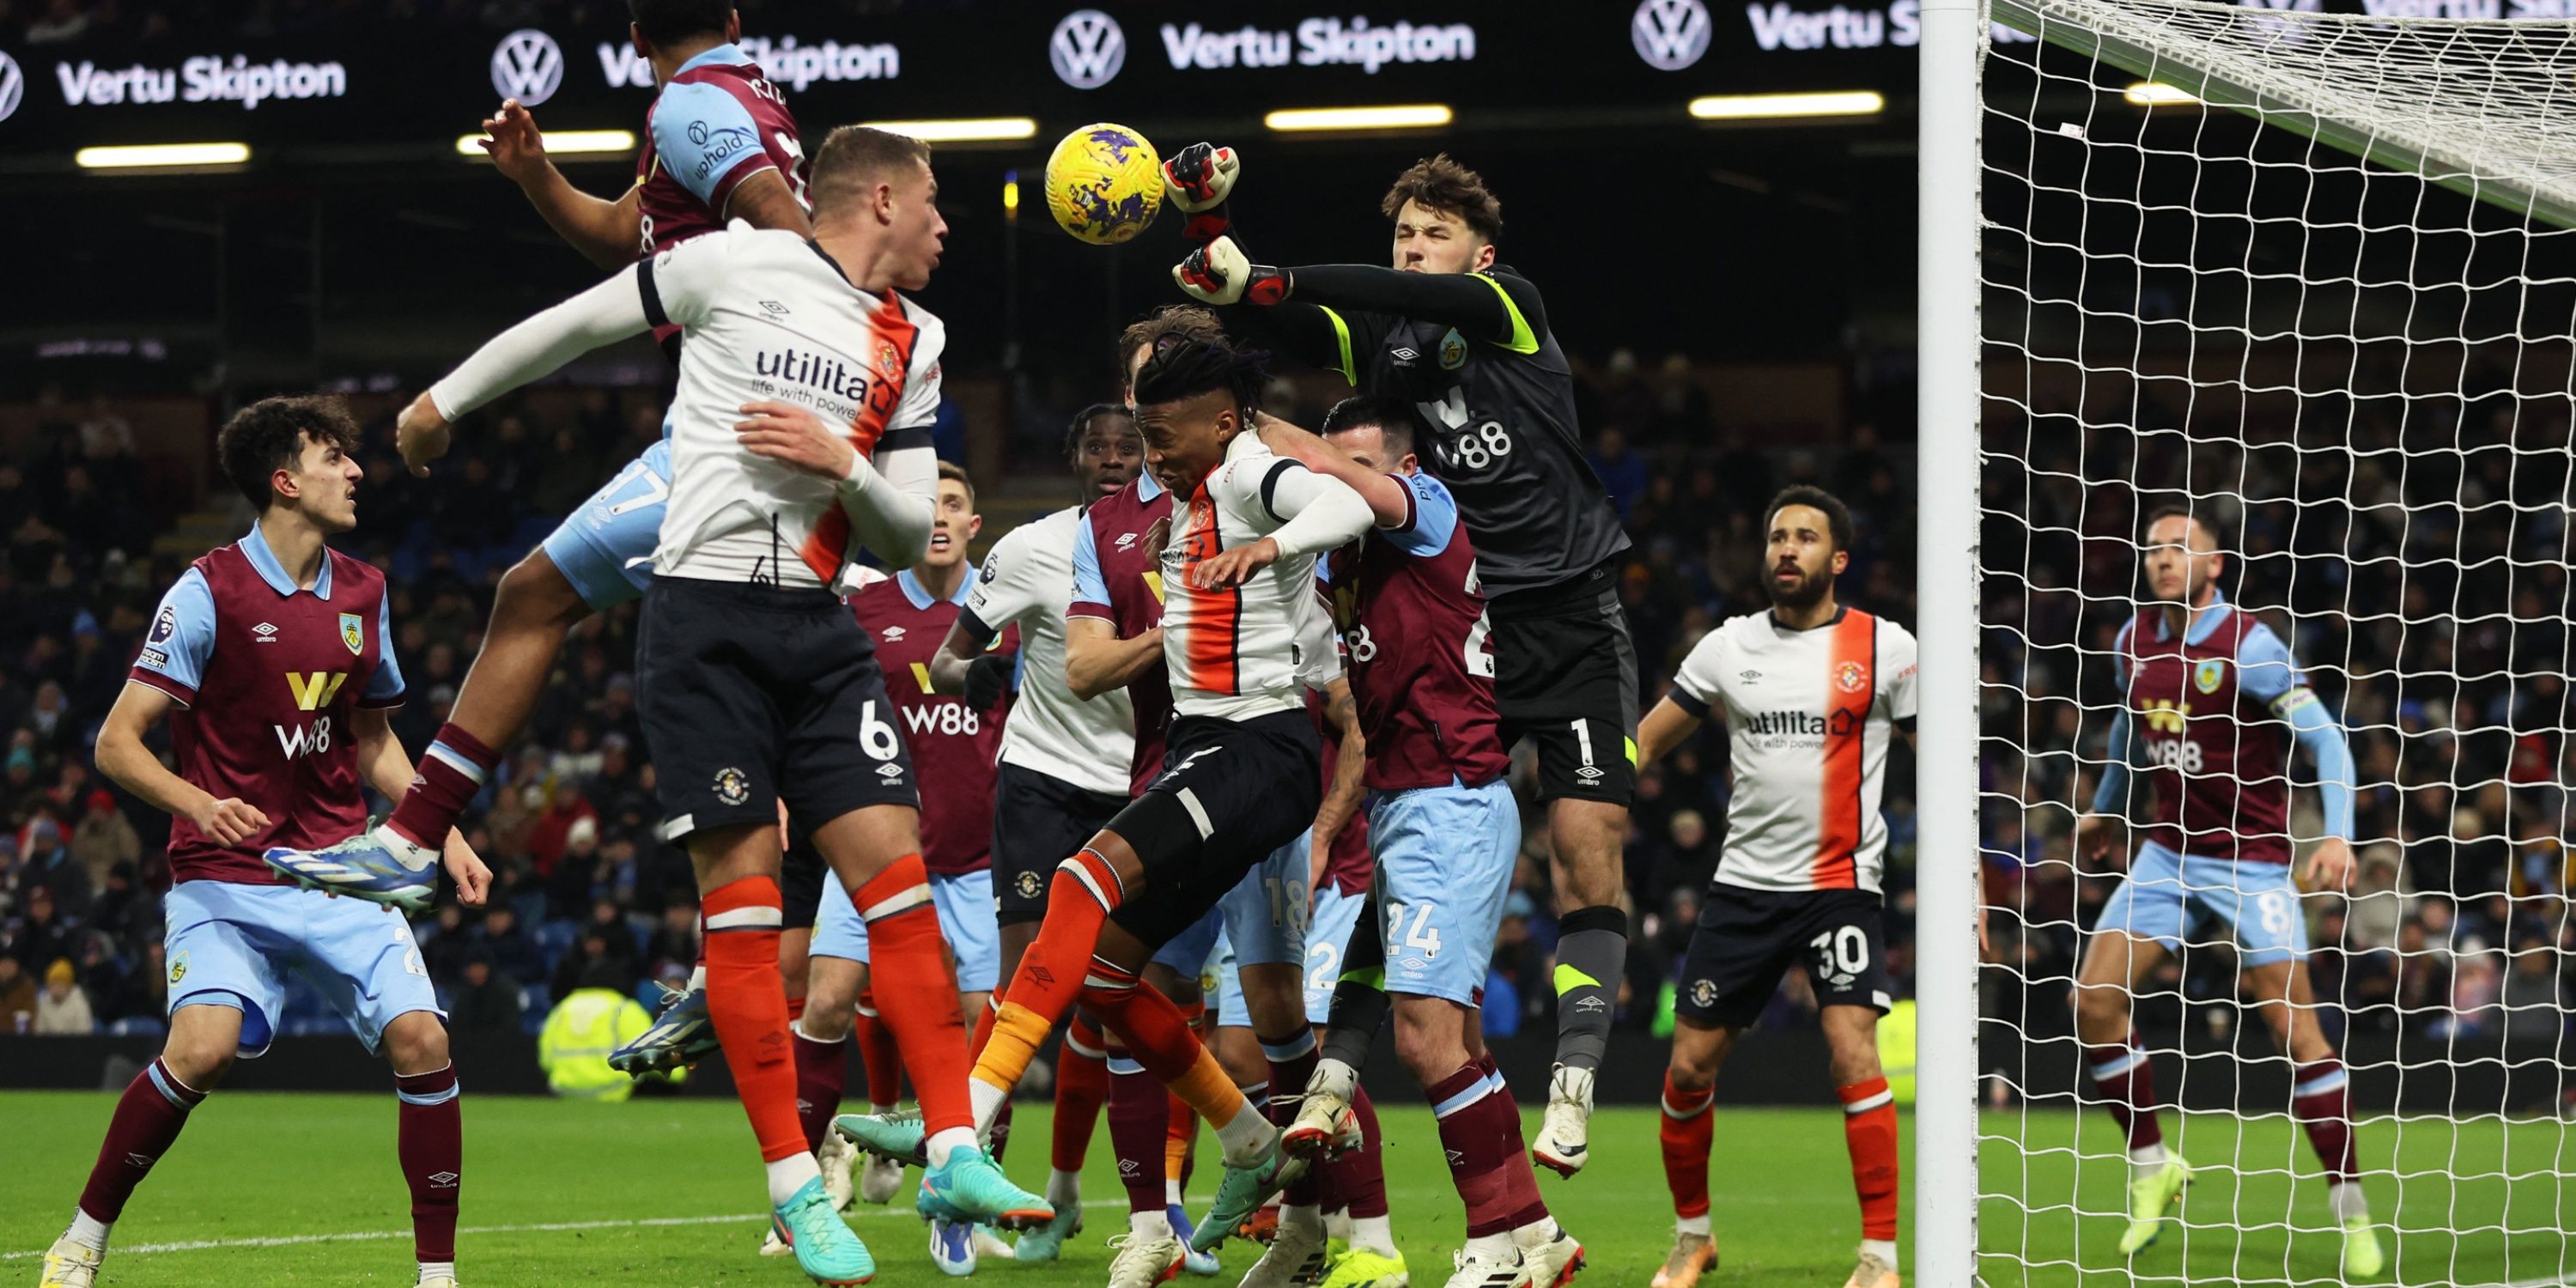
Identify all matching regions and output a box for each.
[2072,506,2380,1275]
[1164,146,1633,1176]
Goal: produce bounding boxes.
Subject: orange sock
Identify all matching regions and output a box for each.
[1839,1076,1900,1242]
[853,989,902,1108]
[702,875,805,1163]
[1661,1071,1715,1221]
[852,855,971,1135]
[973,850,1124,1096]
[1053,1013,1109,1173]
[1090,969,1247,1129]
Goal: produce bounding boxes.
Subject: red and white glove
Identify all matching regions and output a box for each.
[1173,236,1287,307]
[1162,142,1240,212]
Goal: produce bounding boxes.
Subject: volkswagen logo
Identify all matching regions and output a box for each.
[490,28,565,106]
[1050,9,1126,90]
[1632,0,1713,71]
[0,52,22,124]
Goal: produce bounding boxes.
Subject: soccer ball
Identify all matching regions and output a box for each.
[1042,123,1163,246]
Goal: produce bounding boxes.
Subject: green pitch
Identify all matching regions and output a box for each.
[0,1092,1895,1286]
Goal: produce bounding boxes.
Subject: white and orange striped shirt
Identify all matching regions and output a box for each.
[1160,431,1370,721]
[1670,606,1918,894]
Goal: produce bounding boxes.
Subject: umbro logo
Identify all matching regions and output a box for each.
[1576,765,1606,781]
[760,300,790,315]
[1026,966,1054,985]
[1573,995,1608,1014]
[125,1151,155,1167]
[253,623,279,641]
[1445,1148,1466,1166]
[1390,346,1420,364]
[1740,669,1762,684]
[1118,1158,1140,1176]
[428,1170,460,1188]
[875,762,905,781]
[882,625,908,641]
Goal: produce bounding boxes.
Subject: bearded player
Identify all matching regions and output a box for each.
[2071,506,2379,1274]
[272,1,825,1060]
[1628,488,1913,1288]
[1169,149,1633,1170]
[41,398,489,1288]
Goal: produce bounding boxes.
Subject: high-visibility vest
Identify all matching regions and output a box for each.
[538,987,657,1102]
[1879,998,1918,1105]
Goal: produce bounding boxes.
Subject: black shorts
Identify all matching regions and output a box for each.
[1675,884,1893,1028]
[781,835,827,931]
[639,578,918,844]
[993,762,1127,927]
[1491,562,1639,806]
[1105,711,1320,950]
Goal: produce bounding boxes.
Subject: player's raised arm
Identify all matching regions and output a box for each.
[1188,461,1373,590]
[647,79,812,238]
[399,254,674,475]
[1255,412,1410,526]
[478,99,647,270]
[1063,616,1164,701]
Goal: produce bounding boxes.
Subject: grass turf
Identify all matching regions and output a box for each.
[0,1093,1897,1286]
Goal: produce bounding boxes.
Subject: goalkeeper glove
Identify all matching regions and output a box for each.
[1174,237,1287,307]
[1162,142,1240,212]
[963,653,1013,711]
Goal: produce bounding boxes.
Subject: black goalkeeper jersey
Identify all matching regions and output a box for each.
[1322,269,1631,603]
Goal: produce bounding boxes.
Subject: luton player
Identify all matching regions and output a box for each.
[2071,506,2379,1273]
[1630,487,1914,1288]
[40,398,490,1288]
[1170,150,1635,1168]
[381,127,1048,1285]
[275,1,826,1059]
[794,462,1019,1274]
[1273,395,1583,1288]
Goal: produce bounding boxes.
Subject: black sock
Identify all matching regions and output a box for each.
[1319,888,1391,1072]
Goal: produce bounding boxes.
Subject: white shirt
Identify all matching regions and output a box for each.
[965,506,1134,797]
[1160,432,1371,721]
[427,224,944,592]
[1670,606,1918,895]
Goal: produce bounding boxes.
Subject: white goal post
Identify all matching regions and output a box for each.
[1922,3,2576,1286]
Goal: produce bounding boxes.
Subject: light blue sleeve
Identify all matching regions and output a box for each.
[2090,705,2141,817]
[651,82,775,207]
[1375,471,1460,558]
[364,593,405,704]
[132,568,216,697]
[2285,699,2357,841]
[2233,624,2307,706]
[1070,513,1110,609]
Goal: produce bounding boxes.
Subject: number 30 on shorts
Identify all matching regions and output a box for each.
[1810,925,1869,976]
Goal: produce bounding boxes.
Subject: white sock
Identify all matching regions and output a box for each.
[2129,1143,2169,1177]
[1130,1208,1175,1239]
[765,1151,823,1206]
[1215,1103,1274,1166]
[373,823,439,872]
[1348,1213,1396,1258]
[1310,1057,1358,1101]
[65,1210,110,1253]
[2329,1181,2371,1224]
[969,1079,1010,1136]
[417,1260,456,1285]
[1325,1206,1352,1242]
[1862,1238,1899,1270]
[1467,1232,1517,1261]
[926,1126,978,1170]
[1676,1213,1710,1237]
[1045,1168,1082,1207]
[872,1103,899,1116]
[1512,1217,1560,1249]
[687,964,708,992]
[1163,1179,1183,1206]
[1282,1204,1323,1236]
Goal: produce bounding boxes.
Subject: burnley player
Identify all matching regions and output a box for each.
[1271,395,1583,1288]
[794,463,1019,1273]
[279,0,823,1039]
[1171,151,1635,1168]
[40,398,489,1288]
[380,128,1048,1284]
[2071,506,2379,1273]
[1627,488,1914,1288]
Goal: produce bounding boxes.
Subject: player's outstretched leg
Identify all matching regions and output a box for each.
[1534,798,1631,1178]
[384,1012,465,1288]
[2245,956,2380,1277]
[47,1005,247,1288]
[2073,926,2188,1256]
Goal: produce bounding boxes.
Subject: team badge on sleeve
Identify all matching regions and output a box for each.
[339,612,364,655]
[2194,659,2227,694]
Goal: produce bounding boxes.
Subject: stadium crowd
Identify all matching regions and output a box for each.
[1978,404,2576,1074]
[0,355,1927,1044]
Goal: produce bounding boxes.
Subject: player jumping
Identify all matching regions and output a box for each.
[1631,487,1914,1288]
[2072,506,2381,1275]
[1170,150,1635,1170]
[41,398,490,1288]
[1273,395,1584,1288]
[384,126,1050,1285]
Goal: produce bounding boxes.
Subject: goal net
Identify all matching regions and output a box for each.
[1967,1,2576,1284]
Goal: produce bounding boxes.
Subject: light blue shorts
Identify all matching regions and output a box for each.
[2097,840,2310,966]
[164,881,443,1058]
[811,867,1001,993]
[1148,828,1311,1027]
[539,440,670,612]
[1372,778,1520,1005]
[1303,884,1370,1020]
